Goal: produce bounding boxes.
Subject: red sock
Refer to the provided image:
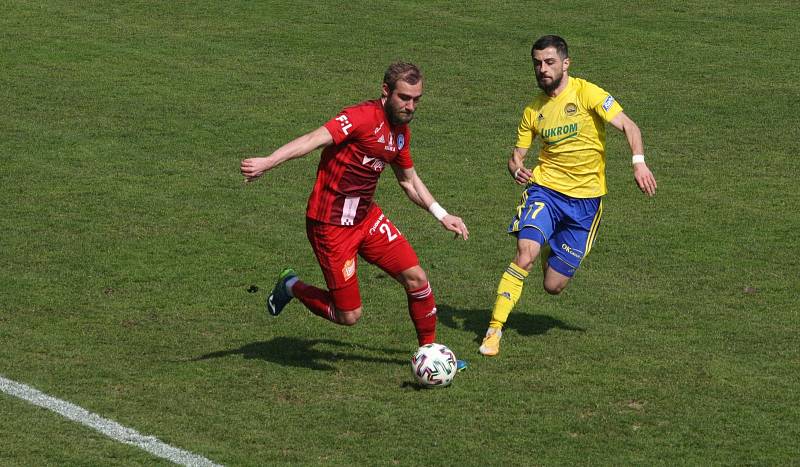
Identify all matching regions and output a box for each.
[407,282,437,345]
[292,281,337,323]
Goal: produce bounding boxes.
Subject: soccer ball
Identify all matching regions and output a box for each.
[410,343,458,388]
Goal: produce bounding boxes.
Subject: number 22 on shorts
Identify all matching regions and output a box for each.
[378,221,399,242]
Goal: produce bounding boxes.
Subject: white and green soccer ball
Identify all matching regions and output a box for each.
[411,343,458,388]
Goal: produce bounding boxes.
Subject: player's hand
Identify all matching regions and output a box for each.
[441,214,469,240]
[633,163,657,196]
[512,166,532,185]
[240,157,274,183]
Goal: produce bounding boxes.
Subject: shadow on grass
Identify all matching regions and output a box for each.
[437,303,585,343]
[193,337,407,371]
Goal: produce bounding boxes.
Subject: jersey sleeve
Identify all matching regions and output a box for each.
[515,105,537,148]
[323,105,367,145]
[581,81,623,122]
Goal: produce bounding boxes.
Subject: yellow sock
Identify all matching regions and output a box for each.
[489,262,528,329]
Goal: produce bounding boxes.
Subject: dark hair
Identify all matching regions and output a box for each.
[383,62,423,91]
[531,35,569,59]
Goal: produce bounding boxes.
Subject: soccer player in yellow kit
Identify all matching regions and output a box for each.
[479,35,657,356]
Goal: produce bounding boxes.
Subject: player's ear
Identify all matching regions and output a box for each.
[381,82,390,99]
[563,57,571,71]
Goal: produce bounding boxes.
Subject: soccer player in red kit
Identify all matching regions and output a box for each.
[240,62,469,350]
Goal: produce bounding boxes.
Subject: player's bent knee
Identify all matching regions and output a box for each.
[335,307,362,326]
[543,277,569,295]
[397,266,428,290]
[543,273,569,295]
[544,283,565,295]
[543,261,572,295]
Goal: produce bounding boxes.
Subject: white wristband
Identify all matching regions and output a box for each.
[632,154,645,164]
[428,202,448,221]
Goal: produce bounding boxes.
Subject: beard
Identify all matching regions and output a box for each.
[536,72,564,95]
[385,101,414,125]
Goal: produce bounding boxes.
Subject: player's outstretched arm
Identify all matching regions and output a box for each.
[610,112,657,196]
[240,126,333,182]
[391,165,469,240]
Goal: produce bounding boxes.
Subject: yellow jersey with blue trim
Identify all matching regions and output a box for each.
[515,76,623,198]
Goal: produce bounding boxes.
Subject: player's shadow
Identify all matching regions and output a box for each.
[192,337,407,371]
[437,303,585,343]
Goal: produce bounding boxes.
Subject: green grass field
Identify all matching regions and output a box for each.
[2,1,799,465]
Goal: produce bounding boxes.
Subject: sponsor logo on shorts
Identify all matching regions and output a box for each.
[342,258,356,281]
[561,243,584,259]
[368,214,386,235]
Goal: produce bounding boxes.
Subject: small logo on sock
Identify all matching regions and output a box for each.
[500,292,511,300]
[424,307,437,318]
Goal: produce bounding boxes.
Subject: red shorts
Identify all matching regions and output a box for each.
[306,205,420,312]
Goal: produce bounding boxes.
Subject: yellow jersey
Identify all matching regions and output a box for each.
[516,76,623,198]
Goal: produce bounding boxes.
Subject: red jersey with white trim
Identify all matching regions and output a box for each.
[307,99,414,226]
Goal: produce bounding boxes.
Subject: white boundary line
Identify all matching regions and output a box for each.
[0,375,222,467]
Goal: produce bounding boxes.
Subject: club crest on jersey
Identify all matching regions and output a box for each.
[342,258,356,281]
[397,134,405,150]
[564,103,578,116]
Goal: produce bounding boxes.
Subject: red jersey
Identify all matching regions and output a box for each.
[306,99,414,225]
